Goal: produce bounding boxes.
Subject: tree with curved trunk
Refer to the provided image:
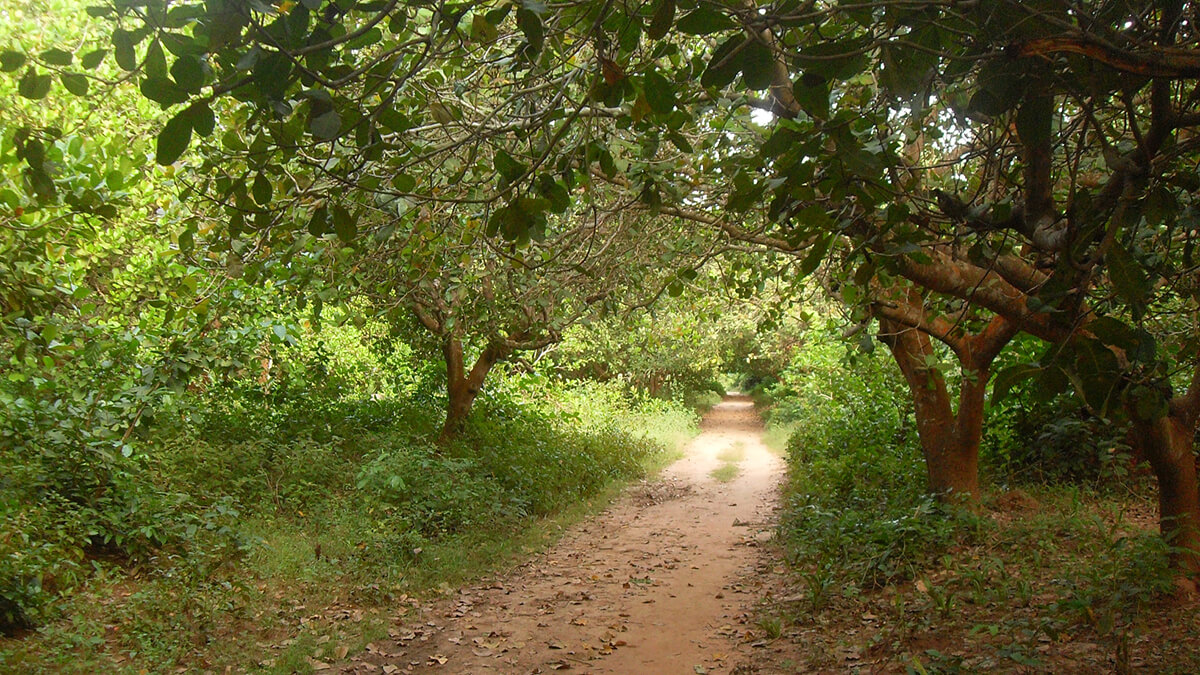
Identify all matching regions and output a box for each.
[871,288,1018,500]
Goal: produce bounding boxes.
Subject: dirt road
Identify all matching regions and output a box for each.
[353,395,785,674]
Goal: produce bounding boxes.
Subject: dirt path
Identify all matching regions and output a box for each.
[347,395,785,674]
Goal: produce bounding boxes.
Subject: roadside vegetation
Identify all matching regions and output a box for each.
[0,317,701,672]
[748,325,1199,672]
[7,0,1200,672]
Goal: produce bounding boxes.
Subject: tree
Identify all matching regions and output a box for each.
[15,0,1200,578]
[340,201,714,441]
[702,0,1200,576]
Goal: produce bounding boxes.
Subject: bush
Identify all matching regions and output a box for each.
[772,329,982,590]
[983,393,1134,488]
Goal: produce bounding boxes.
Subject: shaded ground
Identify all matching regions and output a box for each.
[332,395,784,674]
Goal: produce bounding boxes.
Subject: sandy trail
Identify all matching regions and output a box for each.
[355,395,785,674]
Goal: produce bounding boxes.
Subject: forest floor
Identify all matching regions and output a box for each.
[331,394,786,674]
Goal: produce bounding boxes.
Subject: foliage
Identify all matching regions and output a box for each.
[0,298,694,661]
[552,272,805,402]
[773,326,983,591]
[983,392,1135,488]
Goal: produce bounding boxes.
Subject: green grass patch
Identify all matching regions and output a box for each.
[710,463,741,482]
[717,442,746,463]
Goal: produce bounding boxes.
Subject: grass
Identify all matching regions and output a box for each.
[710,464,741,482]
[717,443,746,463]
[710,442,745,482]
[761,421,796,456]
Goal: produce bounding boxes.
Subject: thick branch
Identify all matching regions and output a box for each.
[1012,36,1200,78]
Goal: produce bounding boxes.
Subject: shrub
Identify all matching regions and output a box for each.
[773,329,982,590]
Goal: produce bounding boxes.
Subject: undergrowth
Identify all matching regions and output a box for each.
[0,344,699,673]
[756,328,1186,672]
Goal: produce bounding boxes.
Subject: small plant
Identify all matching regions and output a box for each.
[757,615,784,639]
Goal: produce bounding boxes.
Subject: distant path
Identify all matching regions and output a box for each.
[348,395,785,674]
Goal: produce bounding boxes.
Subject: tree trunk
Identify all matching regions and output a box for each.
[1131,406,1200,589]
[878,319,985,501]
[438,338,508,444]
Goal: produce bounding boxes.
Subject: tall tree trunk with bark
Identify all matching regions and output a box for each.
[877,318,980,499]
[439,338,510,444]
[1128,366,1200,589]
[873,295,1018,502]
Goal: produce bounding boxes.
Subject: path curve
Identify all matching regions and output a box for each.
[351,395,784,674]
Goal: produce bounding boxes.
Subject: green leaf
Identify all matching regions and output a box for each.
[740,40,775,90]
[252,173,273,205]
[1107,241,1150,307]
[391,173,416,192]
[378,107,410,132]
[677,6,734,35]
[1069,338,1122,416]
[307,205,330,236]
[516,8,544,54]
[488,197,548,242]
[494,149,527,185]
[666,130,693,154]
[18,69,52,100]
[183,101,216,136]
[156,110,193,165]
[61,73,89,96]
[647,0,675,40]
[644,70,676,114]
[333,205,356,242]
[171,55,205,93]
[0,50,25,72]
[40,48,73,66]
[536,173,569,213]
[798,37,871,81]
[701,36,742,89]
[28,167,56,201]
[253,52,292,99]
[470,14,499,42]
[113,28,137,71]
[145,39,167,79]
[81,49,107,70]
[310,110,342,139]
[140,77,190,107]
[990,364,1041,404]
[797,234,832,277]
[792,75,829,119]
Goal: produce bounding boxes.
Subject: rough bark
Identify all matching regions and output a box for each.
[438,338,509,444]
[877,317,982,500]
[873,289,1018,502]
[1129,365,1200,589]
